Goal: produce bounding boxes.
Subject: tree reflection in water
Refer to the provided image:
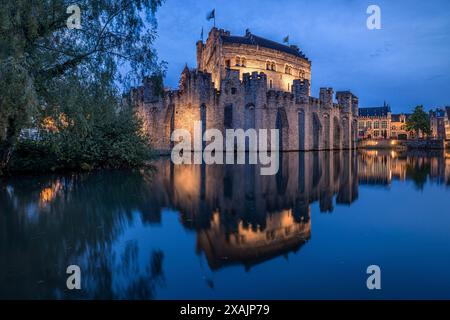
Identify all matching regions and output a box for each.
[0,170,164,299]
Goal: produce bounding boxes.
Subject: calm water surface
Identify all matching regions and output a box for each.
[1,150,450,299]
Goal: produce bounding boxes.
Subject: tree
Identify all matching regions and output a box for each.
[0,0,165,174]
[406,105,431,138]
[0,58,38,171]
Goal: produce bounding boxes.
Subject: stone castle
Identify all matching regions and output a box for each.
[132,27,359,152]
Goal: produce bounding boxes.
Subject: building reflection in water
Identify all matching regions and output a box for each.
[0,150,449,298]
[358,149,450,189]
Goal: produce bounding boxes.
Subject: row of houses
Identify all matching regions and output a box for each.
[358,102,450,140]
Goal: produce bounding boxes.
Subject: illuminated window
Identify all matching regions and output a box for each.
[381,121,387,129]
[374,121,379,129]
[241,57,246,67]
[235,56,241,66]
[367,121,372,129]
[374,130,380,137]
[359,121,365,129]
[266,61,271,70]
[271,62,276,71]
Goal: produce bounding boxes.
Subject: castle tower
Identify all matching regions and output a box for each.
[197,27,311,91]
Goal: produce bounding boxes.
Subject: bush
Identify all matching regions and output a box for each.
[9,109,153,174]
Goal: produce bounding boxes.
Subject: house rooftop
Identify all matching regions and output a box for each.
[391,113,410,122]
[359,106,391,117]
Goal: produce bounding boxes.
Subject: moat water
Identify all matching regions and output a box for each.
[1,150,450,299]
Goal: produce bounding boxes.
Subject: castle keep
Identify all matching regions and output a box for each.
[133,28,359,152]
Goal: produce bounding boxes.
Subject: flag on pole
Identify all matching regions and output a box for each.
[206,9,215,27]
[206,9,215,21]
[283,35,289,44]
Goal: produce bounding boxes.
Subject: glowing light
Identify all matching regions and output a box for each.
[39,181,62,207]
[41,113,70,132]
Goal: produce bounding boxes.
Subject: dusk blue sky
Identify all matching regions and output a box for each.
[152,0,450,113]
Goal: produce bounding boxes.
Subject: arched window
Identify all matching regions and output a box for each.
[269,79,273,89]
[285,65,291,75]
[299,70,305,79]
[266,61,271,70]
[287,83,290,92]
[235,56,241,66]
[241,57,246,67]
[271,62,276,71]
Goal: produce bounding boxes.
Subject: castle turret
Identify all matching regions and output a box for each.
[243,72,267,94]
[293,79,310,104]
[336,91,353,113]
[319,88,333,109]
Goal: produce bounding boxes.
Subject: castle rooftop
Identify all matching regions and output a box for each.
[220,31,309,61]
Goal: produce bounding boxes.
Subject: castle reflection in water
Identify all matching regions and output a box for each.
[150,150,449,270]
[151,151,359,270]
[0,150,449,298]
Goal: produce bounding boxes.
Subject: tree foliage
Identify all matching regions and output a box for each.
[11,74,153,172]
[0,0,165,174]
[406,105,431,138]
[0,57,38,169]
